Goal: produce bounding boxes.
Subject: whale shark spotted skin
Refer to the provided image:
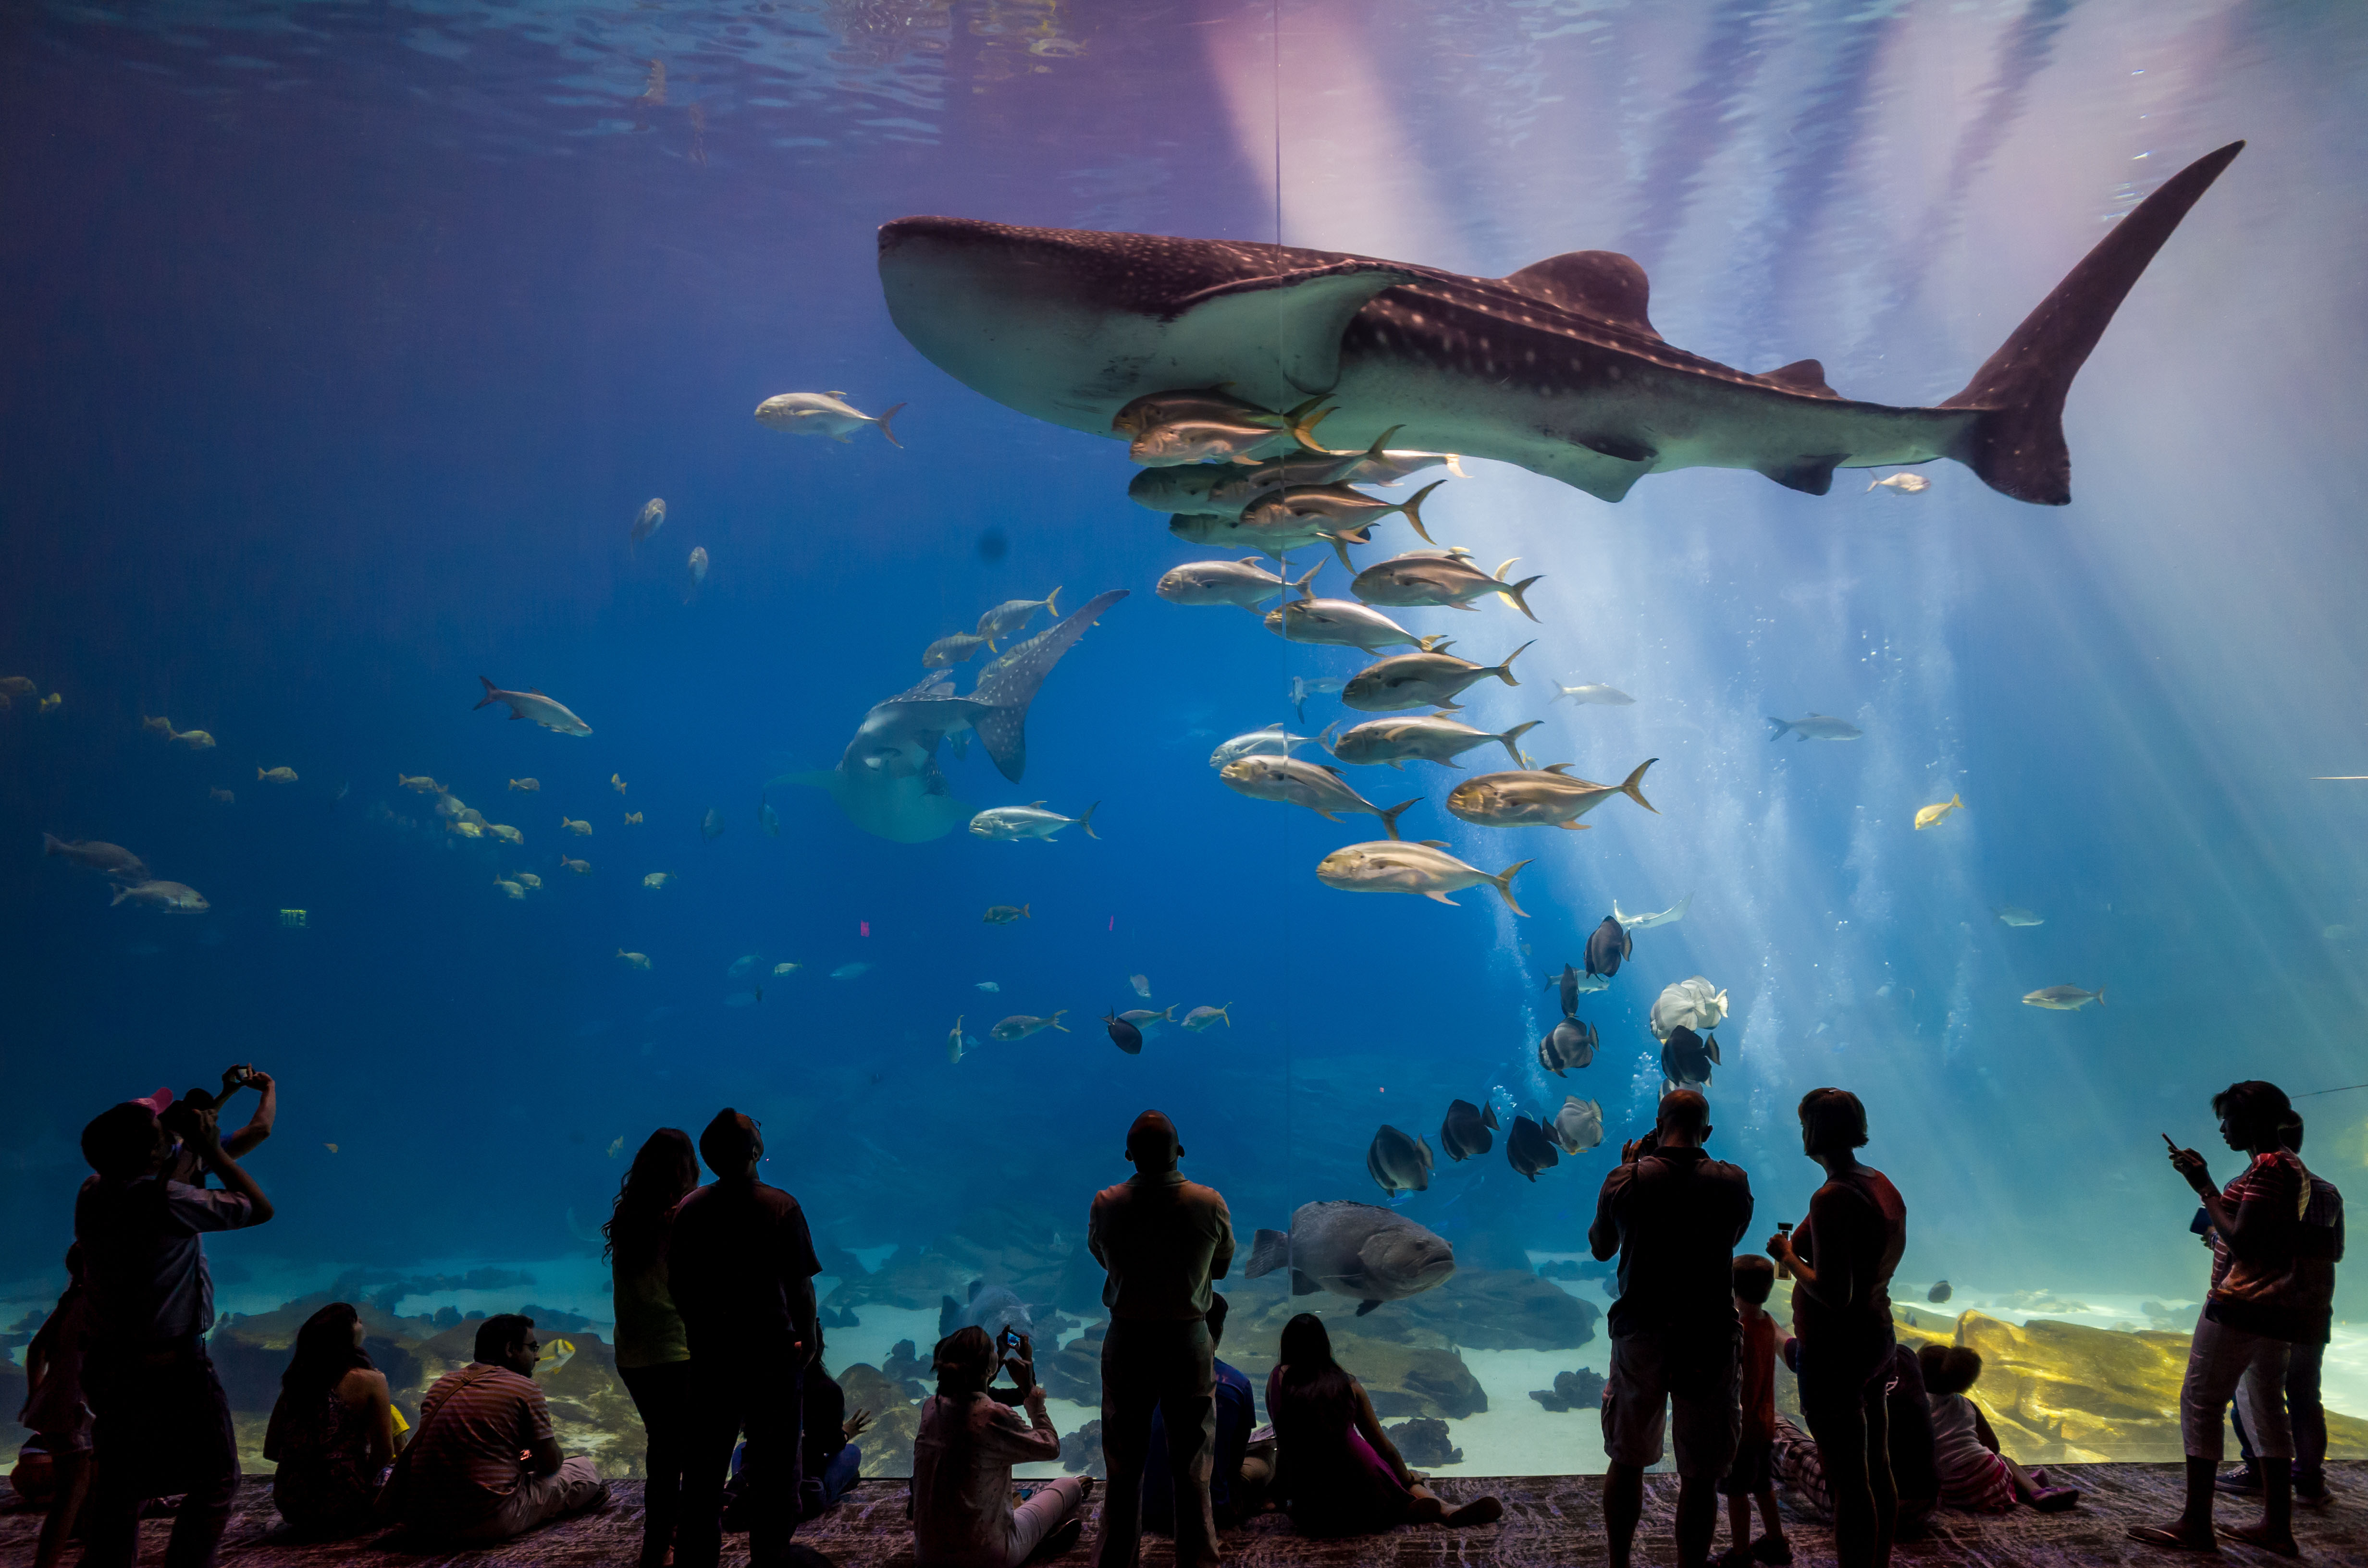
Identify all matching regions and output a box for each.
[880,143,2241,507]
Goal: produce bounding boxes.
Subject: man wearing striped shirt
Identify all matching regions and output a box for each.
[403,1314,607,1541]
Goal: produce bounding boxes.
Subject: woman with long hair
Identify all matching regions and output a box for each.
[262,1301,395,1534]
[1267,1314,1500,1535]
[606,1127,700,1568]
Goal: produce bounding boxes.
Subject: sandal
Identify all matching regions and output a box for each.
[2125,1524,2220,1552]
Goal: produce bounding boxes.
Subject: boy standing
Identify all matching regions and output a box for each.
[1719,1255,1789,1567]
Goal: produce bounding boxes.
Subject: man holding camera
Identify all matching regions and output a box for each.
[74,1083,276,1568]
[160,1066,277,1185]
[1588,1089,1755,1568]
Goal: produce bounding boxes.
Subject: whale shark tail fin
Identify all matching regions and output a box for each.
[1943,141,2242,505]
[969,589,1129,782]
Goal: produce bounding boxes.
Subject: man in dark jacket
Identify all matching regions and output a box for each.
[669,1109,821,1568]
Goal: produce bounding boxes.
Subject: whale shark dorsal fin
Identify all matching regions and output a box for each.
[1162,261,1418,395]
[1501,250,1661,342]
[1760,358,1841,399]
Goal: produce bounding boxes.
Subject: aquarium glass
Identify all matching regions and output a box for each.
[3,0,2364,1482]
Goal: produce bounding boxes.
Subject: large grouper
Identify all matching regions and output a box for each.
[878,143,2241,507]
[773,589,1125,842]
[1245,1200,1456,1316]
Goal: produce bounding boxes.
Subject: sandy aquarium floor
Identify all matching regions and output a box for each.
[4,1251,2362,1480]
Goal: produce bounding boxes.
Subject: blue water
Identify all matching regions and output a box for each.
[4,0,2365,1383]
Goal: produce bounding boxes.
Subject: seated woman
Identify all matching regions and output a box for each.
[912,1325,1093,1568]
[263,1302,396,1534]
[1918,1346,2078,1514]
[1266,1314,1501,1536]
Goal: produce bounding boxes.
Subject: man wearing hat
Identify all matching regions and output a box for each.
[1088,1111,1234,1568]
[74,1087,275,1568]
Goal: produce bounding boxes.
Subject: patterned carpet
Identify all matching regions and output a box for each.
[4,1466,2363,1567]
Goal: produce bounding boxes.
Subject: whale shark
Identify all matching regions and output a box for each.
[879,142,2241,507]
[772,588,1126,843]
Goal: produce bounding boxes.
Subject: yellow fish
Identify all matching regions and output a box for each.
[623,811,643,826]
[1913,793,1964,831]
[771,962,801,976]
[398,773,441,793]
[515,872,543,889]
[323,1142,339,1154]
[537,1338,576,1372]
[509,778,540,792]
[489,824,524,845]
[449,821,485,840]
[643,871,673,889]
[612,773,629,794]
[173,730,216,750]
[142,715,174,736]
[495,879,526,899]
[39,693,63,714]
[562,817,592,836]
[209,788,235,804]
[617,948,651,969]
[258,766,298,784]
[561,856,591,875]
[606,1136,624,1158]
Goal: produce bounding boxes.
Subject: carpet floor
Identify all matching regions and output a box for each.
[5,1466,2363,1567]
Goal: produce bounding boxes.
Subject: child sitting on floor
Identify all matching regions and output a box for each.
[1917,1345,2079,1514]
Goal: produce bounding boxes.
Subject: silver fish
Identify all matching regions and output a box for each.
[923,632,995,666]
[1343,642,1531,712]
[1219,756,1415,838]
[1351,551,1541,621]
[978,588,1060,641]
[1129,974,1151,998]
[1111,387,1294,438]
[632,498,666,546]
[1182,1004,1231,1031]
[1445,760,1657,829]
[1315,839,1530,913]
[1263,596,1443,653]
[1168,508,1367,565]
[1332,714,1539,771]
[1995,905,2045,927]
[989,1010,1069,1041]
[1867,472,1932,493]
[683,545,709,603]
[2023,984,2104,1011]
[1288,673,1347,722]
[1157,557,1319,611]
[1243,480,1442,548]
[969,801,1098,842]
[1119,1004,1177,1035]
[753,391,904,446]
[1553,683,1635,706]
[474,677,592,736]
[1209,722,1332,769]
[110,880,210,913]
[1767,713,1863,742]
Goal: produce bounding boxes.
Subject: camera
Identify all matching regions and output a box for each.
[1635,1127,1661,1155]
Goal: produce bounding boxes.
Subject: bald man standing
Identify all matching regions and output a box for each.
[1088,1111,1234,1568]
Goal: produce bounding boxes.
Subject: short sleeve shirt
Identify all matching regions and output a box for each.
[2208,1149,2312,1339]
[666,1179,822,1355]
[74,1173,258,1346]
[1590,1148,1754,1341]
[408,1365,553,1522]
[1088,1172,1234,1320]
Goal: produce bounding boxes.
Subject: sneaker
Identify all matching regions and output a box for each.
[1750,1534,1794,1565]
[2214,1461,2263,1495]
[2293,1467,2330,1505]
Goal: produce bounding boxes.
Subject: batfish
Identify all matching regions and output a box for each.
[878,143,2241,507]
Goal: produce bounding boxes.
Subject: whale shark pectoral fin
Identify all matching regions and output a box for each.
[1160,263,1418,395]
[1354,1298,1385,1316]
[1760,453,1848,495]
[1541,440,1656,502]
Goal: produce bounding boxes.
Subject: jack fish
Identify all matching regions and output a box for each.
[970,801,1098,842]
[1315,839,1530,914]
[1768,713,1863,742]
[1263,596,1443,653]
[1352,551,1542,621]
[1209,723,1332,769]
[1218,756,1415,838]
[753,391,904,446]
[989,1011,1068,1041]
[1446,759,1657,829]
[2023,984,2104,1011]
[1332,714,1538,771]
[1342,642,1530,712]
[1158,557,1320,611]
